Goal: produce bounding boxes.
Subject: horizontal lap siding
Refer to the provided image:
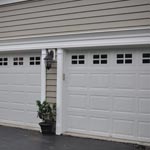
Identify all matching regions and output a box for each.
[46,62,57,103]
[0,0,149,39]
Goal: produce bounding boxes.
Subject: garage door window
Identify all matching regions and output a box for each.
[142,53,150,64]
[93,54,107,64]
[13,57,24,65]
[30,57,40,65]
[117,54,132,64]
[71,55,85,64]
[0,58,8,66]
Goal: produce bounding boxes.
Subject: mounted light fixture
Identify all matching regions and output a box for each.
[44,49,56,70]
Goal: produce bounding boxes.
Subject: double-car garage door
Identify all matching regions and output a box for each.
[0,52,41,129]
[64,48,150,143]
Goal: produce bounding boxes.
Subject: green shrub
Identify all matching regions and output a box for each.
[36,100,56,123]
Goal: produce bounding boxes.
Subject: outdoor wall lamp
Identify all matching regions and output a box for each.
[44,49,55,70]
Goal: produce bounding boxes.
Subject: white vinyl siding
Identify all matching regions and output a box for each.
[0,0,149,39]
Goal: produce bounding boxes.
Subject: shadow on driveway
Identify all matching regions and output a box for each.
[0,125,149,150]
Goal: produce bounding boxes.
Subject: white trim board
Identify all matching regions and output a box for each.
[0,29,149,52]
[0,0,27,5]
[0,26,150,41]
[56,48,64,135]
[41,49,46,103]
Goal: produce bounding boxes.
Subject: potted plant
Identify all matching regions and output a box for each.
[36,100,56,135]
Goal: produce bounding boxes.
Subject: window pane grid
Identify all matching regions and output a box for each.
[93,54,107,64]
[117,54,132,64]
[0,57,8,66]
[13,57,24,66]
[143,53,150,58]
[71,55,85,64]
[142,53,150,64]
[30,57,41,65]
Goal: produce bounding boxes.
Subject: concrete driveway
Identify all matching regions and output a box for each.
[0,125,149,150]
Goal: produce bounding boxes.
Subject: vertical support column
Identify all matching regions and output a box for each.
[56,48,63,135]
[41,49,46,103]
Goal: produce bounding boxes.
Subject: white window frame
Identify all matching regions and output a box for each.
[142,53,150,64]
[0,57,8,66]
[13,57,24,66]
[93,54,108,64]
[29,56,41,65]
[116,53,132,64]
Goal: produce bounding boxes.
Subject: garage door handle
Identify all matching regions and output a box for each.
[63,73,65,80]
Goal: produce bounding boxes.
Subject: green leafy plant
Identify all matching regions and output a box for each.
[36,100,56,123]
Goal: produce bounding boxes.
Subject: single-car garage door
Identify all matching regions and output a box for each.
[0,51,41,129]
[63,48,150,143]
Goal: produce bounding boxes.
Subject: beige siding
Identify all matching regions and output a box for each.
[0,0,149,39]
[46,62,57,103]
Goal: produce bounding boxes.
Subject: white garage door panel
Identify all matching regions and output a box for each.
[112,119,135,135]
[68,74,88,88]
[26,92,41,104]
[112,74,136,89]
[90,74,110,88]
[0,102,26,110]
[90,96,111,111]
[139,74,150,90]
[113,98,136,114]
[90,117,110,133]
[139,123,150,139]
[68,95,87,109]
[139,99,150,114]
[64,49,150,143]
[138,113,150,141]
[68,115,88,131]
[0,52,41,129]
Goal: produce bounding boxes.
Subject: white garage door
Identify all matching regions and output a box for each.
[64,48,150,143]
[0,52,41,129]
